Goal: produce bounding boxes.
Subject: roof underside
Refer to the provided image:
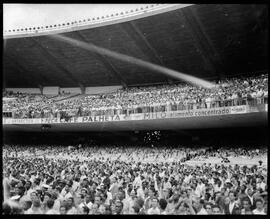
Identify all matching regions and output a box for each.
[3,4,268,88]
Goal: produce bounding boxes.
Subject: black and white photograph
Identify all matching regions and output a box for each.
[2,4,268,215]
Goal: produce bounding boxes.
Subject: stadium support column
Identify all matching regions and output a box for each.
[39,85,43,95]
[79,84,85,94]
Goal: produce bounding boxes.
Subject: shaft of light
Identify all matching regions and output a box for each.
[50,34,216,89]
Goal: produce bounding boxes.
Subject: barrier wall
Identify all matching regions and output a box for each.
[3,105,263,125]
[5,88,41,94]
[59,87,81,94]
[85,85,122,95]
[43,86,60,95]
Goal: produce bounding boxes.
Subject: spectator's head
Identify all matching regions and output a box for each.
[104,205,111,215]
[255,198,264,211]
[212,205,222,214]
[43,192,51,203]
[94,195,101,206]
[229,191,236,202]
[115,200,123,214]
[67,197,74,209]
[32,198,41,208]
[205,203,212,214]
[193,199,204,212]
[151,197,159,208]
[59,205,67,215]
[110,202,116,214]
[46,198,54,209]
[149,188,155,198]
[30,191,38,202]
[2,202,12,215]
[130,190,136,199]
[247,188,253,197]
[65,182,72,192]
[159,198,167,211]
[15,185,24,196]
[117,190,125,201]
[81,206,89,215]
[92,203,100,214]
[242,198,251,211]
[25,181,32,190]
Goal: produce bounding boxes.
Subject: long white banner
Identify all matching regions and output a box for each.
[2,105,249,125]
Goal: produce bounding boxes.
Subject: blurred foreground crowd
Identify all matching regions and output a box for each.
[2,144,267,215]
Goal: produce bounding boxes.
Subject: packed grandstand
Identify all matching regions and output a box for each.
[3,73,268,119]
[2,3,268,216]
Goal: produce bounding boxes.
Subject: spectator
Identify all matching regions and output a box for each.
[224,191,240,214]
[147,198,160,214]
[159,198,168,214]
[252,198,266,215]
[194,199,208,215]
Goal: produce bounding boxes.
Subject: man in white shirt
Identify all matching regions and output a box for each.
[133,173,142,189]
[109,177,119,199]
[60,182,73,199]
[195,179,205,198]
[147,198,160,214]
[194,199,208,215]
[205,97,212,108]
[78,193,93,211]
[123,190,137,214]
[256,177,266,191]
[136,184,145,200]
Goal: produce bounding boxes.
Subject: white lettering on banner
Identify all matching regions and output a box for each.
[230,106,247,114]
[3,106,253,125]
[41,118,60,123]
[143,108,231,120]
[79,114,125,123]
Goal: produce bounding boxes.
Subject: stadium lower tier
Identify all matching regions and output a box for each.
[2,143,268,215]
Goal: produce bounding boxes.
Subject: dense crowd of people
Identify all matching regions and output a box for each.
[2,73,268,119]
[2,144,267,215]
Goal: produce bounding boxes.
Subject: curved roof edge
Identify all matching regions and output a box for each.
[3,4,193,39]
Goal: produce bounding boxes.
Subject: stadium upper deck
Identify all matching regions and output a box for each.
[3,4,268,88]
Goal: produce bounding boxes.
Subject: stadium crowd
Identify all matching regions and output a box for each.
[2,144,267,215]
[3,73,268,119]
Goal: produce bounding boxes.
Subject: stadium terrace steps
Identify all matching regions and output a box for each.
[53,93,82,103]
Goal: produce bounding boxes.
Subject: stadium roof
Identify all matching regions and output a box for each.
[3,4,268,88]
